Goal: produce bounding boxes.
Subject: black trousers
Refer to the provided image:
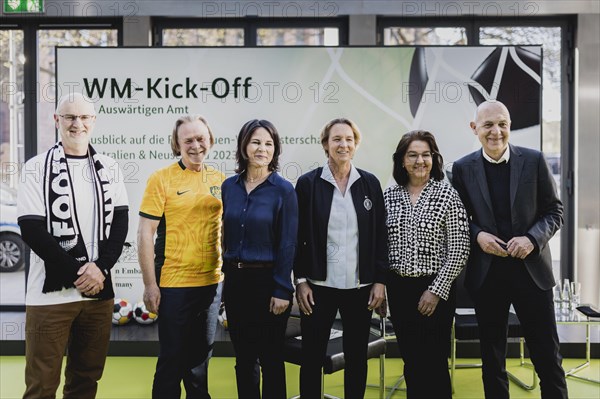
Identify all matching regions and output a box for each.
[224,266,290,399]
[474,260,568,399]
[153,283,222,399]
[387,273,455,399]
[299,283,373,399]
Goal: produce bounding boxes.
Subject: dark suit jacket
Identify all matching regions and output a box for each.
[451,144,563,295]
[293,166,389,284]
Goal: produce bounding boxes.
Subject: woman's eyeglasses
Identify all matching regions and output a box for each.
[405,152,433,163]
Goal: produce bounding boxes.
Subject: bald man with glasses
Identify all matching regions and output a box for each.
[17,93,129,399]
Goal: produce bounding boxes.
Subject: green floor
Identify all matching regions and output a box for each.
[1,356,598,399]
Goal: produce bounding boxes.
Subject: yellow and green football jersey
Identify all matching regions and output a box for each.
[140,160,225,287]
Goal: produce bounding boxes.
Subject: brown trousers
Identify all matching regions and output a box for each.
[23,299,113,399]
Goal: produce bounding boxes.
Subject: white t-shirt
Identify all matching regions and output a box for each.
[17,152,129,306]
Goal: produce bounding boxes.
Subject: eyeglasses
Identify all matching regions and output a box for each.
[405,152,434,162]
[58,114,96,123]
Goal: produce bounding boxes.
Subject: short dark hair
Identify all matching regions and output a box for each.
[392,130,444,186]
[170,115,214,156]
[235,119,281,174]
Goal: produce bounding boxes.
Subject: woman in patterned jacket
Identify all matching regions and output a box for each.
[384,130,470,399]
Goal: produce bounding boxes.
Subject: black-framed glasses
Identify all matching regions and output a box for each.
[405,151,434,162]
[58,114,96,123]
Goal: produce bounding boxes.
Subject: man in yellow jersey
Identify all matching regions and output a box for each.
[138,115,225,399]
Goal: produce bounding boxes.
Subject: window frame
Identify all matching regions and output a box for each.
[153,17,349,47]
[378,15,577,281]
[377,17,477,45]
[1,17,122,161]
[0,17,122,311]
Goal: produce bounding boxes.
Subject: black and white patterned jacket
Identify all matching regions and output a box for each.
[384,178,470,300]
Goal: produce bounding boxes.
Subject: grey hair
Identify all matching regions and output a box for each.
[170,115,215,156]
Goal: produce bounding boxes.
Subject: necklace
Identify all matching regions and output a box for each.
[247,176,266,184]
[246,171,270,184]
[246,166,270,183]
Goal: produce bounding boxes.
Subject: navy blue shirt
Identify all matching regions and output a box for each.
[222,172,299,300]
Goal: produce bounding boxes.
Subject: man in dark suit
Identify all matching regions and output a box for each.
[452,100,568,399]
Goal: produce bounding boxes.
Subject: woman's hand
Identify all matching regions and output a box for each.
[295,282,314,315]
[368,283,386,311]
[417,289,440,317]
[270,297,290,315]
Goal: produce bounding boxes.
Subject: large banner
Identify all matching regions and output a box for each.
[53,46,542,303]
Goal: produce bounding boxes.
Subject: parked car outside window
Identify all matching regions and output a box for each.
[0,183,25,272]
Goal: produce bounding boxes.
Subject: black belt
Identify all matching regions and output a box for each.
[232,261,274,269]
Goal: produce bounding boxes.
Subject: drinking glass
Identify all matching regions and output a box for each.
[562,279,572,312]
[570,281,581,308]
[553,284,562,313]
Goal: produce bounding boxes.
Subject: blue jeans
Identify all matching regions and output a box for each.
[152,282,222,399]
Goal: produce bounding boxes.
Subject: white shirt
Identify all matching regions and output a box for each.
[309,163,363,289]
[18,153,128,306]
[482,146,511,164]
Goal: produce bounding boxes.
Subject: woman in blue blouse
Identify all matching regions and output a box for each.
[294,118,388,398]
[384,130,470,398]
[221,119,298,399]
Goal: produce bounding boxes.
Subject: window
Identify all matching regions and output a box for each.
[0,29,25,306]
[162,28,244,46]
[37,29,118,153]
[0,30,24,187]
[479,26,563,279]
[257,27,339,46]
[154,18,348,47]
[0,20,121,309]
[383,27,467,45]
[379,17,570,281]
[479,27,562,157]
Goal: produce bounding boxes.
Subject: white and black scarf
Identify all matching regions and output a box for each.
[42,142,115,287]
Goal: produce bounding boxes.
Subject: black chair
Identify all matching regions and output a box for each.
[450,270,537,392]
[284,313,387,399]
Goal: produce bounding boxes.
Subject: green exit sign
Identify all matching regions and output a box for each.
[4,0,44,13]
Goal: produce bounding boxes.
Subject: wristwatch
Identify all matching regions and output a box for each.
[294,277,307,285]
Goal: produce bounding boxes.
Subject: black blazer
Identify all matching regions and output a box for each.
[294,166,389,284]
[451,144,563,294]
